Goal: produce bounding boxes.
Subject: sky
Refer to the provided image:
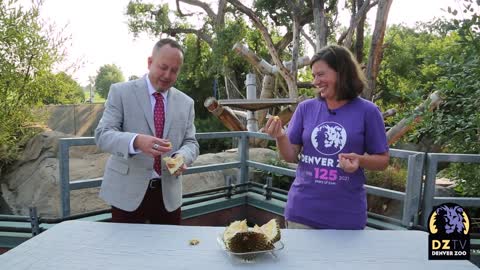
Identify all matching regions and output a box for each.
[34,0,458,86]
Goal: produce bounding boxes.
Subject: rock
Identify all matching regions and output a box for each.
[0,131,109,217]
[183,148,278,194]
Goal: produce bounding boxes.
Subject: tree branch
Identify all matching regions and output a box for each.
[226,0,292,81]
[180,0,216,20]
[176,0,195,16]
[216,0,227,27]
[163,27,213,46]
[274,9,313,52]
[301,28,315,50]
[337,0,377,47]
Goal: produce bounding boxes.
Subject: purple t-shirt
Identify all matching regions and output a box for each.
[285,97,388,229]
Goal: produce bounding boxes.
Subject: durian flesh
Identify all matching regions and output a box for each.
[259,219,281,243]
[223,220,248,244]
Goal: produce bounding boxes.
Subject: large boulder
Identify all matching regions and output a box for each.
[0,131,109,217]
[0,131,278,218]
[183,148,278,194]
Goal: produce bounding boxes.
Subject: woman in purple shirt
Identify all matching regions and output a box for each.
[265,45,389,230]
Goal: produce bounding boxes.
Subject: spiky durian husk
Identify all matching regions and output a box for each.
[261,219,281,243]
[226,231,274,253]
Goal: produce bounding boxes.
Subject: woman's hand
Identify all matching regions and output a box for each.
[264,116,285,139]
[338,153,361,173]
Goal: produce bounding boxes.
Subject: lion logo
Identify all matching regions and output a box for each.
[429,203,470,235]
[311,122,347,155]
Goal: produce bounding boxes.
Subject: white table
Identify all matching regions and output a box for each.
[0,220,477,269]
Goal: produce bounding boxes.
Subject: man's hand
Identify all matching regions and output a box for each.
[172,163,187,177]
[164,155,187,176]
[338,153,361,173]
[133,134,172,157]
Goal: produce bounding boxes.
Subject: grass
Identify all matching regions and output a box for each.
[84,92,106,103]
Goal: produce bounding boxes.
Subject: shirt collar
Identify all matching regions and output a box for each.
[145,74,168,100]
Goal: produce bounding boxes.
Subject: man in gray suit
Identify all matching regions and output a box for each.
[95,39,199,224]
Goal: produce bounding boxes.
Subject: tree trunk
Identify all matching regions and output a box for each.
[338,0,373,49]
[312,0,327,52]
[364,0,393,101]
[355,0,366,63]
[257,75,275,127]
[289,0,303,98]
[223,66,242,99]
[227,0,298,98]
[386,91,442,145]
[204,97,246,131]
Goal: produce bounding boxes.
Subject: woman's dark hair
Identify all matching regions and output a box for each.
[310,45,366,100]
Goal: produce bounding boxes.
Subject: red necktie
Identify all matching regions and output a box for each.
[153,92,165,175]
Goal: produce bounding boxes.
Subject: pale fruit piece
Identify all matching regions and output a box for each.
[260,219,281,243]
[223,220,248,244]
[252,224,263,234]
[163,155,184,174]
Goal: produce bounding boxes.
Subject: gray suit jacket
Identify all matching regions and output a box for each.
[95,78,199,212]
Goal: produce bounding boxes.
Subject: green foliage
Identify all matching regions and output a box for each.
[0,0,69,172]
[376,25,457,125]
[417,1,480,195]
[365,160,408,192]
[377,0,480,196]
[255,158,294,191]
[194,117,232,154]
[448,164,480,197]
[126,2,170,37]
[39,72,85,104]
[84,91,105,103]
[94,64,125,99]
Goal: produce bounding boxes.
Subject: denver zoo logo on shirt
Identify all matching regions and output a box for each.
[428,203,470,260]
[311,122,346,155]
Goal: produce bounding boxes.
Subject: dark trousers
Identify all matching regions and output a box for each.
[110,180,181,225]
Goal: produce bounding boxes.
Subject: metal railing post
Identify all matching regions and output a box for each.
[401,153,424,227]
[58,139,71,217]
[265,176,273,200]
[29,207,40,236]
[225,175,234,199]
[422,153,438,226]
[239,132,249,186]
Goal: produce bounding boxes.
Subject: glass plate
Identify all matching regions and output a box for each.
[216,234,284,261]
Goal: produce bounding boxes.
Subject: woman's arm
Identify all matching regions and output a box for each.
[276,134,301,163]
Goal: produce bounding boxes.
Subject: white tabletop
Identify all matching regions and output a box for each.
[0,220,476,269]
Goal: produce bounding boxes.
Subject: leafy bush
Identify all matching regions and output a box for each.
[254,158,294,191]
[365,161,408,217]
[195,117,233,153]
[365,160,408,192]
[0,0,70,173]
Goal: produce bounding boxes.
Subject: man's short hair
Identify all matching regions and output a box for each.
[152,38,184,55]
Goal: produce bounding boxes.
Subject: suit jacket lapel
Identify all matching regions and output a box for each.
[163,88,175,137]
[134,79,155,135]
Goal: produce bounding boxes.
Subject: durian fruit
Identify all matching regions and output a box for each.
[260,219,281,243]
[252,224,263,234]
[223,220,248,244]
[226,231,274,253]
